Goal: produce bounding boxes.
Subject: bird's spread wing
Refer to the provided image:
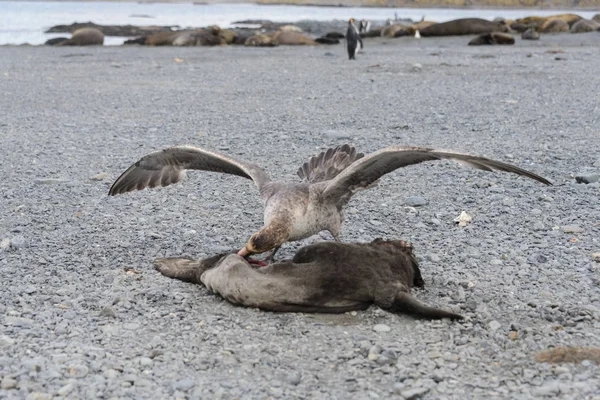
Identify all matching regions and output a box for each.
[297,144,364,184]
[108,145,271,196]
[322,145,551,203]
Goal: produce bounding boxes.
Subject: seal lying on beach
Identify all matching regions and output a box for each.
[47,28,104,46]
[521,28,540,40]
[125,27,226,46]
[109,144,551,261]
[420,18,508,37]
[539,19,569,34]
[468,32,515,46]
[155,239,462,319]
[570,19,600,33]
[516,14,582,29]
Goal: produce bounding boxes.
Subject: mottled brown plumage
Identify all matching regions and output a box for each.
[109,144,551,258]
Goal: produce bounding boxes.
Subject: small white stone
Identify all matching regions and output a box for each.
[1,377,17,390]
[373,324,391,333]
[488,320,502,331]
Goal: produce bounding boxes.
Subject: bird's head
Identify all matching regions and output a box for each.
[237,223,290,257]
[349,18,355,24]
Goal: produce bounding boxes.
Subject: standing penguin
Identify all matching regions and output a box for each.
[346,18,363,60]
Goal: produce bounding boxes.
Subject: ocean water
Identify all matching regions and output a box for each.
[0,1,597,45]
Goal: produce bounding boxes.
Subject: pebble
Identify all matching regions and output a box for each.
[0,335,15,347]
[149,349,164,359]
[1,377,17,390]
[488,320,502,331]
[90,172,110,181]
[411,63,423,72]
[139,357,153,367]
[103,369,119,379]
[376,355,394,366]
[502,197,515,207]
[575,174,599,184]
[381,349,397,361]
[68,364,89,378]
[23,285,37,294]
[10,235,28,249]
[57,383,75,396]
[173,378,195,391]
[401,387,430,399]
[428,253,441,263]
[287,372,301,386]
[532,381,560,396]
[0,238,11,250]
[592,253,600,262]
[123,323,140,330]
[405,196,428,207]
[373,324,391,333]
[25,392,52,400]
[369,345,383,355]
[99,307,117,318]
[562,225,584,234]
[34,178,70,185]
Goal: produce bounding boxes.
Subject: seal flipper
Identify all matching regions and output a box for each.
[154,252,229,283]
[388,292,463,320]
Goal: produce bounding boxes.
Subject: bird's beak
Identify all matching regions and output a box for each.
[237,247,250,257]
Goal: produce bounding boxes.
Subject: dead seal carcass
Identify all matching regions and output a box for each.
[155,239,463,319]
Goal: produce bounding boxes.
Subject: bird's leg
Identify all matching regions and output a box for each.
[262,246,281,263]
[327,229,341,242]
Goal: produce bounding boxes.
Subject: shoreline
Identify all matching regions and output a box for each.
[2,0,598,9]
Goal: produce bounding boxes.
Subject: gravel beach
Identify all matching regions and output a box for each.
[1,33,600,399]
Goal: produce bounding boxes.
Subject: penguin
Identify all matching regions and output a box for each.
[346,18,363,60]
[359,19,371,33]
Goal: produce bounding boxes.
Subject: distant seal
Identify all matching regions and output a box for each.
[521,28,540,40]
[539,19,569,34]
[45,37,69,46]
[517,14,582,29]
[468,32,515,45]
[125,31,184,46]
[315,37,340,45]
[126,28,225,46]
[420,18,508,37]
[54,28,104,46]
[272,31,316,45]
[570,19,600,33]
[172,31,226,46]
[217,28,237,44]
[510,22,536,33]
[381,23,408,38]
[278,24,303,33]
[155,239,464,319]
[325,32,345,39]
[393,21,438,37]
[244,33,278,47]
